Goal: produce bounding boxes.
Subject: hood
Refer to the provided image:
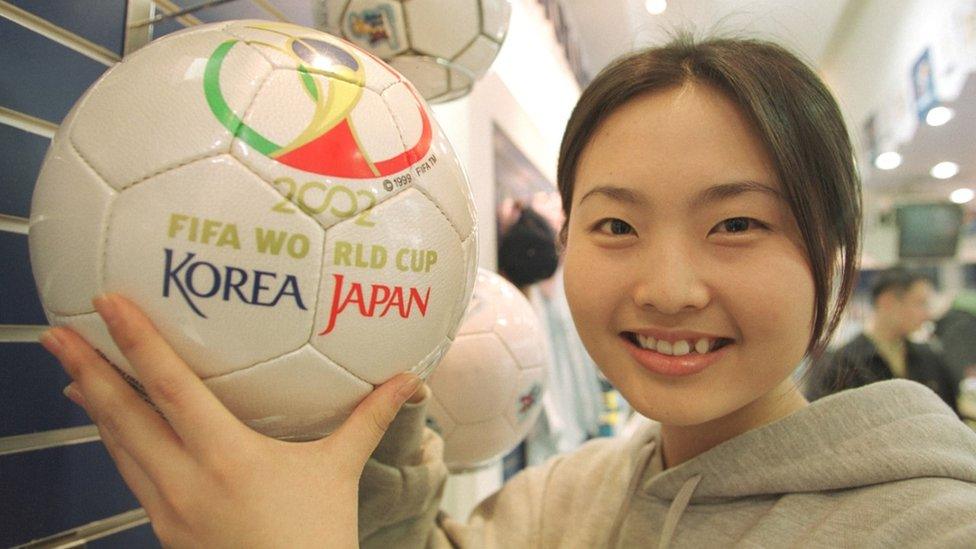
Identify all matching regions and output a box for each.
[644,379,976,501]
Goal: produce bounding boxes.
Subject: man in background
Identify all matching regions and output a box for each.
[807,267,960,416]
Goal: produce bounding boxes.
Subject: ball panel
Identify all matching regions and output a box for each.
[348,86,414,167]
[312,0,350,36]
[310,188,467,384]
[442,415,518,470]
[493,285,547,370]
[504,366,545,435]
[104,156,324,378]
[481,0,512,42]
[427,333,518,424]
[231,74,410,232]
[223,19,400,93]
[405,0,480,60]
[388,56,449,100]
[341,1,410,59]
[29,134,114,316]
[452,34,500,80]
[233,70,318,148]
[203,344,372,440]
[455,269,497,336]
[383,82,475,239]
[447,234,480,336]
[425,391,458,440]
[70,25,273,190]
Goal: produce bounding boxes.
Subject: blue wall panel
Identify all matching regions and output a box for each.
[0,343,90,437]
[7,0,127,56]
[0,19,107,124]
[0,123,49,218]
[0,442,141,547]
[0,231,47,325]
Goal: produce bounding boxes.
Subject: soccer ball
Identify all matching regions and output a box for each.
[28,21,478,441]
[425,268,548,472]
[315,0,511,103]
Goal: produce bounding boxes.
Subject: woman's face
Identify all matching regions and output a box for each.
[563,83,815,426]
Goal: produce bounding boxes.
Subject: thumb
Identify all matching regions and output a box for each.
[331,373,423,466]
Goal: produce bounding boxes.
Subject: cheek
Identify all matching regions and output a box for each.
[724,246,815,353]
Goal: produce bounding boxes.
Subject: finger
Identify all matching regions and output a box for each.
[331,373,422,465]
[41,327,192,485]
[90,402,174,523]
[93,294,247,453]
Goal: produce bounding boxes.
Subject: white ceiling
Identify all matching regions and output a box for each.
[562,0,851,80]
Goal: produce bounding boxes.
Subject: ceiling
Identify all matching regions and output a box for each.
[561,0,851,80]
[560,0,974,213]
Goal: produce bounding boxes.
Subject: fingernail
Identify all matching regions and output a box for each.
[39,329,63,355]
[93,295,118,326]
[63,384,86,407]
[396,375,422,402]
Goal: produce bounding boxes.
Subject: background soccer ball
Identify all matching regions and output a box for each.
[28,20,478,441]
[315,0,512,103]
[425,268,548,472]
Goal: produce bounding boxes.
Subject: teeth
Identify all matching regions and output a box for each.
[632,334,725,356]
[695,338,711,354]
[672,340,691,356]
[656,340,673,355]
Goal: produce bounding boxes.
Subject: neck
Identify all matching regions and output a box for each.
[660,377,809,470]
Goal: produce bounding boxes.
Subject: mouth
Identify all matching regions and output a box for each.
[619,331,735,377]
[621,332,734,355]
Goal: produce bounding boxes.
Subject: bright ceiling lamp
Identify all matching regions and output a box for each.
[925,106,954,126]
[874,151,902,170]
[931,161,960,179]
[645,0,667,15]
[950,188,974,204]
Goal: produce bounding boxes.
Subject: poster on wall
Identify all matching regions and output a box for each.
[911,48,939,120]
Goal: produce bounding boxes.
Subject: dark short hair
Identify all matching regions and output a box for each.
[871,267,933,303]
[556,34,862,362]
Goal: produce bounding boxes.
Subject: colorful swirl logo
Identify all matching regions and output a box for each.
[204,25,431,179]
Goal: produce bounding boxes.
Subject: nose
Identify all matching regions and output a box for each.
[630,237,710,315]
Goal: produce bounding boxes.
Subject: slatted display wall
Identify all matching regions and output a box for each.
[0,1,310,546]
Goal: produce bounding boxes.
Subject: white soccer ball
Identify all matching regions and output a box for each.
[425,268,548,472]
[315,0,512,103]
[28,20,478,441]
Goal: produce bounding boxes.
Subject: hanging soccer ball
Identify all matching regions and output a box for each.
[29,20,478,441]
[425,268,548,472]
[315,0,512,103]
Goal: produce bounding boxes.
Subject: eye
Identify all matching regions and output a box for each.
[595,218,635,236]
[711,217,767,235]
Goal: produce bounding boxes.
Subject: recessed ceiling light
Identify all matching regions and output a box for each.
[925,106,955,126]
[950,188,974,204]
[874,151,902,170]
[645,0,667,15]
[931,161,960,179]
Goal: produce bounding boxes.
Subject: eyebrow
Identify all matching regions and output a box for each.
[578,180,782,207]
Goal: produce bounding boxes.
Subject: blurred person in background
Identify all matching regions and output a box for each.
[935,289,976,384]
[808,266,960,416]
[935,289,976,425]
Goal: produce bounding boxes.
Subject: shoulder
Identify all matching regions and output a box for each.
[856,477,976,543]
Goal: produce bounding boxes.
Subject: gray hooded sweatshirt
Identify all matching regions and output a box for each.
[360,379,976,548]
